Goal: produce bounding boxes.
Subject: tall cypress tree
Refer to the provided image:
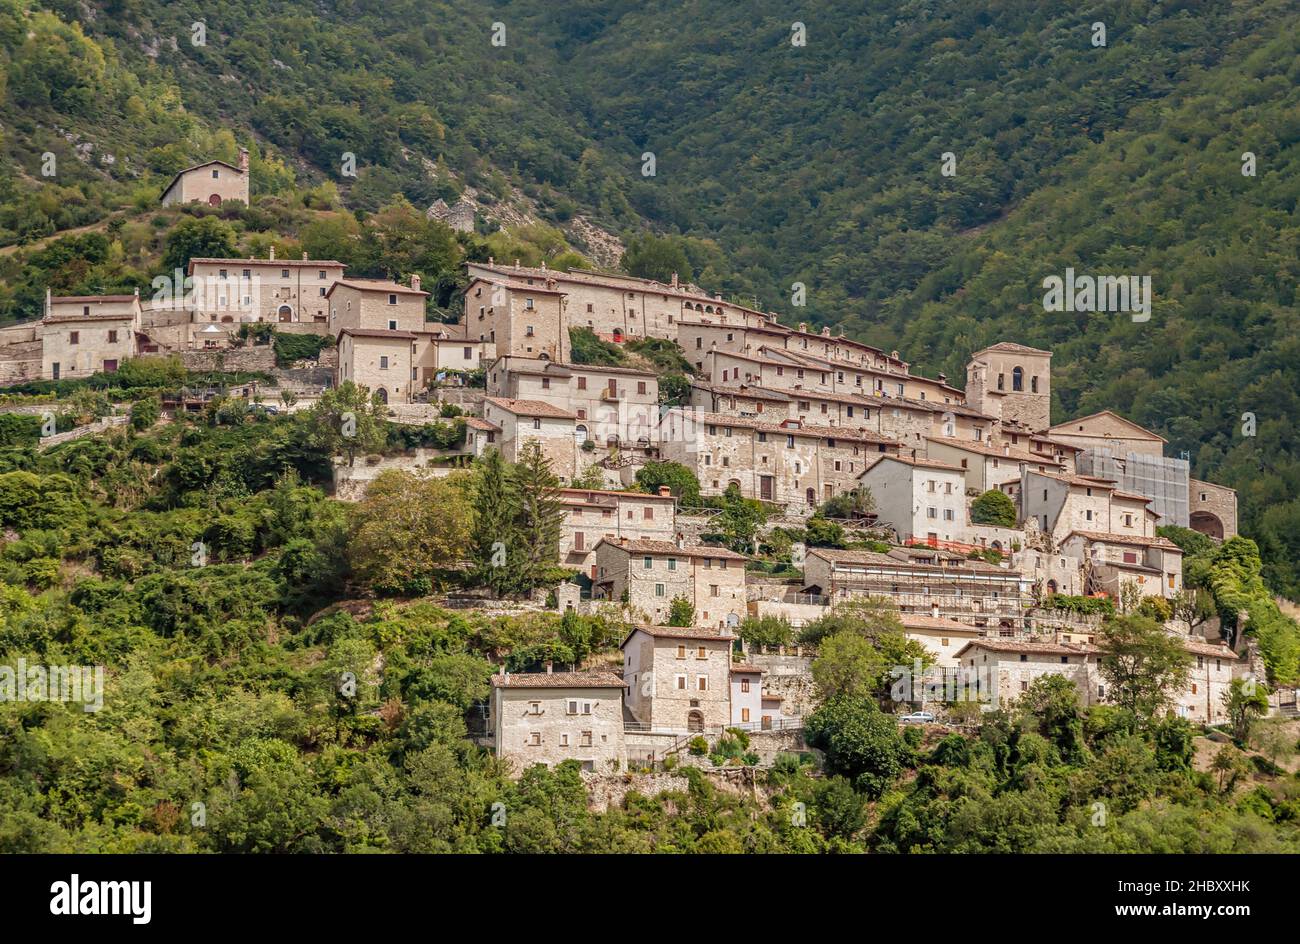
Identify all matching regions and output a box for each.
[468,448,523,597]
[513,440,565,592]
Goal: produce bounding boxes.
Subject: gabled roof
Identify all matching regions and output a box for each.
[160,159,244,199]
[620,625,736,648]
[860,454,966,475]
[187,257,345,273]
[337,328,416,341]
[483,396,575,419]
[970,341,1052,358]
[1063,530,1181,551]
[595,538,748,561]
[1049,410,1167,444]
[490,671,626,689]
[326,279,429,298]
[955,638,1097,658]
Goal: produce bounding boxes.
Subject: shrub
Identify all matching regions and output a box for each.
[970,489,1017,527]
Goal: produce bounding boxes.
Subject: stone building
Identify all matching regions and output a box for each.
[336,329,416,404]
[186,251,345,334]
[159,149,250,207]
[1178,638,1239,724]
[659,407,898,512]
[621,625,736,733]
[1047,409,1167,459]
[489,670,627,772]
[923,435,1066,493]
[1189,478,1238,540]
[964,342,1052,432]
[899,613,984,669]
[593,538,748,629]
[1059,530,1183,602]
[858,454,969,544]
[954,638,1102,710]
[41,292,144,380]
[1014,469,1153,544]
[559,486,677,580]
[802,547,1030,632]
[328,275,429,336]
[480,396,577,480]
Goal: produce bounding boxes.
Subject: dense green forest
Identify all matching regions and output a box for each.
[0,394,1296,852]
[1,0,1295,594]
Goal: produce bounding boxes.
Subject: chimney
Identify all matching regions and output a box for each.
[133,286,140,297]
[931,602,940,619]
[799,322,807,333]
[938,373,947,383]
[1004,443,1010,456]
[514,259,520,269]
[411,273,421,292]
[545,661,553,674]
[675,534,684,550]
[302,252,308,261]
[488,256,494,265]
[45,288,51,318]
[891,350,899,360]
[238,147,249,173]
[821,326,831,337]
[658,486,672,497]
[671,272,679,288]
[269,246,276,261]
[540,260,547,270]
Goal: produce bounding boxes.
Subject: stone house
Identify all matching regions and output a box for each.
[559,486,677,579]
[593,538,748,629]
[159,149,250,207]
[42,292,144,380]
[1014,469,1133,543]
[186,251,345,334]
[489,670,627,772]
[802,547,1030,632]
[964,342,1052,432]
[658,408,898,511]
[462,274,568,361]
[728,663,784,728]
[487,356,659,453]
[688,381,793,419]
[1059,530,1184,601]
[328,275,429,336]
[857,454,969,543]
[621,625,736,732]
[899,613,984,669]
[480,396,577,480]
[336,329,416,404]
[1047,409,1167,459]
[924,435,1066,493]
[1177,638,1239,724]
[954,638,1102,710]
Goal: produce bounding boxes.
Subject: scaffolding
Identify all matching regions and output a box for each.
[1077,447,1189,526]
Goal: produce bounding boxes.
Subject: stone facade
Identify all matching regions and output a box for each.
[328,276,429,336]
[186,253,344,335]
[159,150,250,207]
[336,329,416,404]
[463,276,568,361]
[1189,478,1238,540]
[964,342,1052,432]
[593,538,748,629]
[621,626,736,732]
[41,293,143,380]
[490,671,627,772]
[858,454,968,543]
[559,487,677,579]
[481,396,578,481]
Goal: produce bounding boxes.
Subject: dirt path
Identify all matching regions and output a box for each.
[0,210,133,257]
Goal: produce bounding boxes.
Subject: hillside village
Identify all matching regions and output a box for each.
[0,156,1263,779]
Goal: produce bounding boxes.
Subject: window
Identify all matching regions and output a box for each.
[667,557,676,571]
[1012,366,1024,391]
[655,583,666,597]
[697,676,708,691]
[526,325,535,336]
[676,675,687,690]
[677,645,686,659]
[388,294,397,305]
[709,585,719,597]
[212,169,220,178]
[464,347,472,359]
[577,376,587,391]
[697,646,707,660]
[380,356,391,371]
[643,557,653,570]
[1019,654,1028,662]
[638,381,647,395]
[528,732,541,746]
[741,708,750,722]
[532,418,541,430]
[281,270,290,279]
[525,298,535,310]
[388,319,398,330]
[107,330,118,343]
[69,332,79,345]
[541,377,550,390]
[319,270,327,280]
[527,701,542,716]
[580,731,593,747]
[741,679,750,693]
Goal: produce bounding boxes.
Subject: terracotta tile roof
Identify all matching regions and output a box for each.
[337,328,417,340]
[50,294,138,304]
[188,257,345,270]
[483,396,575,419]
[1026,469,1118,489]
[729,664,763,674]
[1183,638,1239,659]
[675,409,899,445]
[598,538,749,561]
[327,279,429,297]
[955,638,1098,658]
[862,454,966,474]
[624,625,736,642]
[490,671,626,689]
[691,382,793,402]
[1065,530,1181,550]
[1112,490,1154,503]
[558,487,673,502]
[926,435,1063,465]
[463,417,500,431]
[807,547,1017,576]
[900,614,979,632]
[1048,410,1167,444]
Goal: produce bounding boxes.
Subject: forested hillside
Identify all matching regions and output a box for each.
[0,0,1297,592]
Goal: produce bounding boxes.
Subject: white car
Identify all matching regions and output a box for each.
[898,711,935,724]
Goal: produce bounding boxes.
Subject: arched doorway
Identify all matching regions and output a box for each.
[277,305,293,323]
[806,487,816,506]
[612,328,623,342]
[208,194,222,207]
[1189,511,1225,541]
[574,424,588,444]
[687,711,704,733]
[1047,579,1059,594]
[376,388,389,404]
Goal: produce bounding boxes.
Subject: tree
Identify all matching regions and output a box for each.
[804,695,908,798]
[348,470,472,596]
[129,396,161,431]
[800,596,905,646]
[634,460,700,507]
[819,488,875,520]
[467,449,523,597]
[1020,675,1087,761]
[620,234,692,284]
[161,216,237,273]
[1209,744,1251,794]
[666,596,694,627]
[512,440,566,593]
[970,489,1017,527]
[1095,616,1191,721]
[1171,587,1214,633]
[302,382,387,467]
[711,483,768,553]
[737,614,793,649]
[811,632,885,701]
[1222,676,1269,743]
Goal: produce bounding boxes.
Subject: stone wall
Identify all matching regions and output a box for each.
[748,652,816,719]
[176,346,277,373]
